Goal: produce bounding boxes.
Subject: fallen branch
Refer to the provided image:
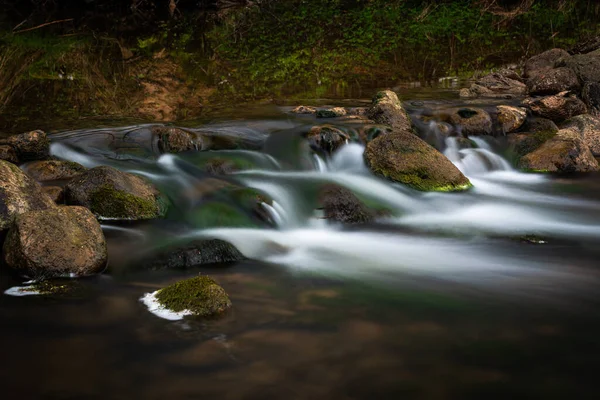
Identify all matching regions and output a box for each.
[13,19,74,34]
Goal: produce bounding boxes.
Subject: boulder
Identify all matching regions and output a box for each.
[460,70,526,98]
[153,126,199,153]
[497,105,527,133]
[508,130,557,159]
[519,117,559,134]
[22,160,86,182]
[445,107,493,135]
[306,125,350,155]
[3,206,107,279]
[144,239,244,270]
[0,160,56,232]
[524,48,571,79]
[526,67,580,95]
[4,130,50,161]
[562,114,600,156]
[559,49,600,86]
[0,145,18,164]
[347,107,368,117]
[319,184,385,224]
[518,128,599,172]
[367,90,413,132]
[523,91,587,123]
[291,105,317,114]
[316,107,347,118]
[364,131,471,192]
[65,166,167,220]
[569,35,600,55]
[42,186,65,204]
[582,82,600,116]
[153,275,232,317]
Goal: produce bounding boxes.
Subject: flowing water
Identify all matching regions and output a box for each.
[2,95,600,399]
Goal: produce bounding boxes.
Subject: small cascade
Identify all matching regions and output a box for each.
[445,137,512,176]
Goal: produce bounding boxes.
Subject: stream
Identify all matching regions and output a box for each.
[1,93,600,399]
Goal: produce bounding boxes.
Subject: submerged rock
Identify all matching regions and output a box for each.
[291,105,317,114]
[526,67,580,96]
[523,91,587,123]
[445,107,493,135]
[497,105,527,134]
[4,130,50,162]
[23,160,86,182]
[316,107,347,118]
[144,239,244,270]
[319,184,385,224]
[0,145,18,164]
[364,132,471,192]
[0,160,55,232]
[306,125,350,155]
[152,275,232,318]
[518,128,599,172]
[367,90,413,132]
[562,114,600,156]
[153,126,198,153]
[524,48,570,79]
[42,186,65,204]
[3,206,107,279]
[65,166,167,220]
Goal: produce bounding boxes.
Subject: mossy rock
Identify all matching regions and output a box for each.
[365,132,472,192]
[366,90,413,132]
[65,166,167,220]
[0,145,19,164]
[316,107,347,118]
[508,130,558,160]
[23,160,86,182]
[155,275,232,317]
[189,201,259,228]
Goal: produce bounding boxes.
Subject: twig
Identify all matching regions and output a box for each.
[13,19,74,34]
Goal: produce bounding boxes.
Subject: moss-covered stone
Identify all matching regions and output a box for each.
[155,275,232,317]
[367,90,413,132]
[508,130,557,160]
[90,185,160,220]
[23,160,87,182]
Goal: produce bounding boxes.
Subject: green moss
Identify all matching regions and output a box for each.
[380,167,473,192]
[316,109,339,118]
[90,184,160,220]
[190,201,257,228]
[155,275,232,317]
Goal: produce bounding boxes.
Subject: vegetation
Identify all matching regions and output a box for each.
[155,275,232,317]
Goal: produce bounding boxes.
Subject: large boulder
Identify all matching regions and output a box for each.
[65,166,167,220]
[444,107,493,135]
[526,67,580,96]
[559,49,600,86]
[519,117,559,134]
[524,48,571,79]
[582,82,600,116]
[0,145,18,164]
[319,184,385,224]
[508,130,558,159]
[497,105,527,134]
[460,70,526,98]
[518,128,599,172]
[306,125,350,155]
[523,91,587,123]
[0,160,55,232]
[562,114,600,156]
[365,131,471,191]
[22,160,86,182]
[144,239,244,270]
[570,35,600,55]
[3,206,107,279]
[3,130,50,162]
[366,90,413,132]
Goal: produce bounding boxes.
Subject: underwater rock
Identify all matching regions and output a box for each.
[3,130,50,162]
[0,160,55,232]
[65,166,167,220]
[0,145,18,164]
[445,107,493,135]
[497,105,527,134]
[23,160,86,182]
[523,91,587,123]
[364,131,471,192]
[518,128,599,172]
[3,206,107,279]
[526,67,580,96]
[306,125,350,155]
[144,239,244,270]
[562,114,600,156]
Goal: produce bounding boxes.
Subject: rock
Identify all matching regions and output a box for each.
[364,131,471,192]
[4,130,50,162]
[42,186,64,204]
[562,114,600,156]
[523,91,587,123]
[460,71,526,98]
[0,160,56,232]
[64,166,167,220]
[445,107,493,135]
[526,67,580,95]
[518,128,599,172]
[357,125,392,144]
[154,275,232,317]
[319,185,385,224]
[316,107,347,118]
[144,239,244,270]
[524,48,571,79]
[22,160,86,182]
[202,158,241,175]
[347,107,368,117]
[291,105,317,114]
[497,105,527,133]
[508,130,557,159]
[306,125,350,155]
[153,126,198,153]
[367,90,413,132]
[519,117,559,134]
[0,145,18,164]
[559,50,600,86]
[3,206,107,279]
[570,35,600,55]
[582,82,600,116]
